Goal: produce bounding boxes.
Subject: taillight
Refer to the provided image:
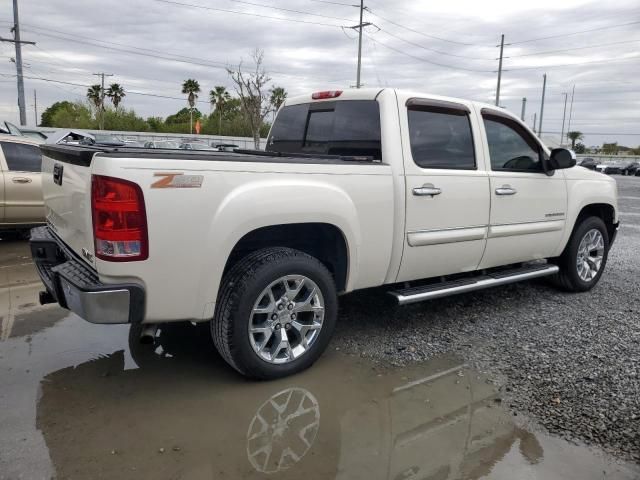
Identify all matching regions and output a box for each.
[91,175,148,261]
[312,90,343,100]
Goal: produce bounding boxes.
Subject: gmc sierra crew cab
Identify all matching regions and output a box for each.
[30,88,619,379]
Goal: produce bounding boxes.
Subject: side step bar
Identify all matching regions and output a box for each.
[389,264,559,305]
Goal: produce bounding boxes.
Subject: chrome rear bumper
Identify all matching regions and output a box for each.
[29,226,145,324]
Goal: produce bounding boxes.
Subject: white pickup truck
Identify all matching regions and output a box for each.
[30,88,619,379]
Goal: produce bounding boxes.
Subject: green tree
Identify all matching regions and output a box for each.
[567,131,583,149]
[40,101,75,127]
[49,101,94,129]
[573,142,586,154]
[102,107,149,132]
[181,79,201,134]
[602,142,618,155]
[210,86,231,135]
[106,83,126,110]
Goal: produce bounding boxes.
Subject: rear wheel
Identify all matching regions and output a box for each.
[211,247,337,379]
[552,216,609,292]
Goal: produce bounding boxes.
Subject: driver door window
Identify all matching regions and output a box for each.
[483,115,542,172]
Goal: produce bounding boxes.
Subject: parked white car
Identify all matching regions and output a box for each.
[0,135,45,231]
[31,88,618,379]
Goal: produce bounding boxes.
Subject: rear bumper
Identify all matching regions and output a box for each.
[29,226,145,324]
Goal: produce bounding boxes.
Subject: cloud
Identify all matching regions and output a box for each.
[1,0,638,146]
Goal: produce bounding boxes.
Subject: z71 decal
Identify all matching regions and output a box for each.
[151,172,204,189]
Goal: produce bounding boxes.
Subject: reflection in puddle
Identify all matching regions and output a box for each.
[0,322,633,480]
[0,242,638,480]
[247,387,320,473]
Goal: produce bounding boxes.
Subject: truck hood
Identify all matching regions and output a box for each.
[565,165,615,184]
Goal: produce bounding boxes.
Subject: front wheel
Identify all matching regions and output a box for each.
[211,247,338,379]
[551,216,609,292]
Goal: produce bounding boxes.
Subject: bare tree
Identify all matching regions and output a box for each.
[227,49,271,149]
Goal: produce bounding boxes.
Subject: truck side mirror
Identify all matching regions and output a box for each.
[548,148,576,170]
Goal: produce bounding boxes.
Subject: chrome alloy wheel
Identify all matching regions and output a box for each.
[249,275,325,364]
[576,228,605,282]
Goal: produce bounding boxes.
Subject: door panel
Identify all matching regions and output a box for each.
[477,111,568,269]
[0,141,45,225]
[396,96,490,283]
[3,171,44,223]
[400,172,490,281]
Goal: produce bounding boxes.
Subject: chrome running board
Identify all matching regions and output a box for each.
[389,264,559,305]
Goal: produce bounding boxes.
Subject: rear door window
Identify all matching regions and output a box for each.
[267,100,382,160]
[1,141,42,172]
[407,107,475,170]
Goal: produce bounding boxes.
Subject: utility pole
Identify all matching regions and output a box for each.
[495,34,505,106]
[538,73,547,136]
[0,0,36,126]
[533,113,537,134]
[520,97,526,121]
[560,92,568,147]
[566,84,575,140]
[348,1,371,89]
[33,89,37,126]
[93,72,113,130]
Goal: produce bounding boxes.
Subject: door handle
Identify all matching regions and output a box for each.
[495,185,516,196]
[12,177,32,184]
[413,184,442,197]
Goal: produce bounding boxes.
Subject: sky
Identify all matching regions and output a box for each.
[0,0,638,147]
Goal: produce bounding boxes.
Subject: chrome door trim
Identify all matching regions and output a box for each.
[407,225,488,247]
[488,219,564,238]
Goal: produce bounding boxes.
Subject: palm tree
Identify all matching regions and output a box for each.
[181,79,201,134]
[210,86,231,135]
[86,84,102,111]
[106,83,126,110]
[269,86,287,117]
[86,84,103,129]
[567,131,584,149]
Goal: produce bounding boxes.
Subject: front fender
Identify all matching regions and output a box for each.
[195,178,362,316]
[555,176,618,256]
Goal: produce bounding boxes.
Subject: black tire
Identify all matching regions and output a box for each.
[551,216,609,292]
[211,247,338,379]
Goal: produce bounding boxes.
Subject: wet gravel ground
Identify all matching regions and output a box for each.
[333,174,640,463]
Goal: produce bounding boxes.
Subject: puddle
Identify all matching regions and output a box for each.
[1,241,639,480]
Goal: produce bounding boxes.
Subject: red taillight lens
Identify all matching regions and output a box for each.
[312,90,343,100]
[91,175,148,261]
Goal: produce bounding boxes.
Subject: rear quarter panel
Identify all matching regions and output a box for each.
[91,156,394,322]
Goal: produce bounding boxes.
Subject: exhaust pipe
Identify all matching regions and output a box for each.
[139,324,158,344]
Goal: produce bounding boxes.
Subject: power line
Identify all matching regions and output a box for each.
[226,0,352,22]
[307,0,355,5]
[364,33,494,73]
[509,20,640,45]
[365,8,481,46]
[505,55,640,71]
[151,0,344,28]
[506,39,640,58]
[377,27,494,60]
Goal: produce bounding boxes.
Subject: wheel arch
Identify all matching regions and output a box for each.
[557,202,617,257]
[223,223,350,293]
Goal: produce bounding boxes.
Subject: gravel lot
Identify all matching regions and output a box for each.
[334,174,640,462]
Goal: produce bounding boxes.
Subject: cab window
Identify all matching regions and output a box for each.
[1,142,42,172]
[267,100,382,160]
[483,114,543,172]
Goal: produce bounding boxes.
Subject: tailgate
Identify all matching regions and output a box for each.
[40,145,96,268]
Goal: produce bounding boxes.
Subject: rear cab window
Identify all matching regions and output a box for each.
[266,100,382,160]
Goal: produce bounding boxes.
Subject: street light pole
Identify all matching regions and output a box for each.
[520,97,526,121]
[93,72,113,130]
